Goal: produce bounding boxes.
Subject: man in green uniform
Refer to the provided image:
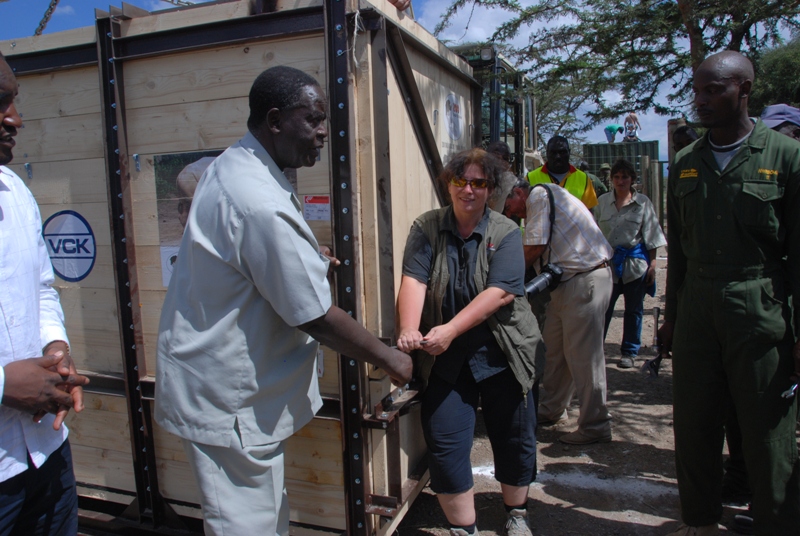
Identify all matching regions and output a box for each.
[579,160,608,197]
[658,51,800,536]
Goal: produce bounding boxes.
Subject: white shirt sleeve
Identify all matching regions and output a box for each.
[34,203,68,350]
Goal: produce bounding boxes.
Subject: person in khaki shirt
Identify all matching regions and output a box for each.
[155,66,412,536]
[594,159,665,369]
[658,51,800,536]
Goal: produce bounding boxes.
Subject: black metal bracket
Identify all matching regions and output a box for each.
[111,6,323,60]
[325,2,368,535]
[4,43,97,75]
[96,15,182,531]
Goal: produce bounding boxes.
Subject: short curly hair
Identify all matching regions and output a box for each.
[247,66,321,131]
[439,148,506,204]
[610,158,637,186]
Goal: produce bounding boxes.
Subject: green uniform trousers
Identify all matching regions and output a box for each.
[673,268,799,534]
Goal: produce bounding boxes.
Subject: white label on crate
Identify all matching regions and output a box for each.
[42,210,96,282]
[160,245,181,288]
[303,195,330,221]
[445,93,463,140]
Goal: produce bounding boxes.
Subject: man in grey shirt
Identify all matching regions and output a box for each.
[156,66,412,536]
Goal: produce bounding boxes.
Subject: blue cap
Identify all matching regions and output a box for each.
[760,104,800,129]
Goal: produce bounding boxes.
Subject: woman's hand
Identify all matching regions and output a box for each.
[645,263,657,285]
[421,324,458,356]
[397,329,424,353]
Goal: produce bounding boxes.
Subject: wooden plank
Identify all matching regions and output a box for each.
[13,114,104,163]
[122,37,326,110]
[66,393,135,494]
[288,480,346,530]
[118,0,252,37]
[58,287,124,375]
[125,97,248,156]
[14,67,101,121]
[385,62,441,292]
[318,346,340,397]
[0,27,96,56]
[71,444,137,493]
[8,158,109,206]
[138,288,164,375]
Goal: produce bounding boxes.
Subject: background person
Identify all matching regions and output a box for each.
[486,140,518,213]
[604,124,624,143]
[396,148,541,536]
[0,52,89,536]
[155,66,412,536]
[527,136,598,210]
[624,111,642,137]
[671,125,699,155]
[594,159,665,369]
[579,160,608,197]
[760,103,800,141]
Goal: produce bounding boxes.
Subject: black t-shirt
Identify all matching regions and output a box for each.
[402,208,525,384]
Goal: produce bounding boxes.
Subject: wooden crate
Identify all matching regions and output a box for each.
[1,1,477,533]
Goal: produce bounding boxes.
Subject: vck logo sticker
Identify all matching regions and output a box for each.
[42,210,96,282]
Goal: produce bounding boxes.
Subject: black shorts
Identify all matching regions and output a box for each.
[421,366,538,494]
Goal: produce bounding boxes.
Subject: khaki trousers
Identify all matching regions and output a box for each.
[183,432,288,536]
[539,267,613,437]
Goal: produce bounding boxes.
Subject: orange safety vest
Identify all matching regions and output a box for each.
[526,165,598,209]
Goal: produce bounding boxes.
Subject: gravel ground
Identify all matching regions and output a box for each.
[395,259,789,535]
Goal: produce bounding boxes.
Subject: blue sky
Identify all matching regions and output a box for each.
[0,0,672,158]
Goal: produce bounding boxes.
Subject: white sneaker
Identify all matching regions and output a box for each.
[503,508,532,536]
[450,527,478,536]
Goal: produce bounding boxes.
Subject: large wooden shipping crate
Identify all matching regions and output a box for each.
[1,1,479,534]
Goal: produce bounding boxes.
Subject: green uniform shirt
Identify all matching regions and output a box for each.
[587,172,608,196]
[665,119,800,331]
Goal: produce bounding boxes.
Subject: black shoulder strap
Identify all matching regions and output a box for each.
[531,183,556,269]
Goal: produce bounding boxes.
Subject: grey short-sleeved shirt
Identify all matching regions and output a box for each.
[402,207,525,384]
[155,132,331,448]
[595,191,667,284]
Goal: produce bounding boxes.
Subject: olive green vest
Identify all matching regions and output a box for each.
[413,207,544,396]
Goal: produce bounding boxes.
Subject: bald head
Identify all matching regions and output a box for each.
[697,51,754,84]
[692,51,754,141]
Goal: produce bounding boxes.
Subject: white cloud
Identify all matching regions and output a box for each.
[54,5,76,16]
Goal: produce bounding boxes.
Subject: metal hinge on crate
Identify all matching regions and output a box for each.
[362,383,420,429]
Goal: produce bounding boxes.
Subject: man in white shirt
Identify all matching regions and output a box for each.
[0,52,89,535]
[155,66,412,536]
[505,180,614,445]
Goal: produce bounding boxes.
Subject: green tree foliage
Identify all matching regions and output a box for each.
[750,36,800,114]
[436,0,800,132]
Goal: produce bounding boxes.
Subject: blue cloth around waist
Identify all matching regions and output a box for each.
[612,243,656,297]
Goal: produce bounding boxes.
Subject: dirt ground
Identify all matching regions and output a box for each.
[395,257,796,536]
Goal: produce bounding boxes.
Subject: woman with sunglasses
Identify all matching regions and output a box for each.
[395,148,542,536]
